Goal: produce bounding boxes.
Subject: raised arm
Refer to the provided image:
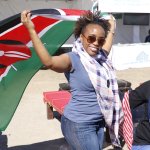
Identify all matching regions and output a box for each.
[102,15,116,54]
[21,10,71,73]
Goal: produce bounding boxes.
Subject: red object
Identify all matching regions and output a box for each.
[120,91,133,150]
[43,91,71,114]
[0,40,31,77]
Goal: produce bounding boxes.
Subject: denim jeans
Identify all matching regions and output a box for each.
[61,115,105,150]
[132,145,150,150]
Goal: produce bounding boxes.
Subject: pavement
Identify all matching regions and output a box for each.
[1,67,150,150]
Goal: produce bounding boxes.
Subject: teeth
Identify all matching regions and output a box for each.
[91,47,97,51]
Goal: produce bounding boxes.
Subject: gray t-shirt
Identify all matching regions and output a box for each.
[64,52,103,123]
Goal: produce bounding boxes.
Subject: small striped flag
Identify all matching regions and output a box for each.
[120,91,133,150]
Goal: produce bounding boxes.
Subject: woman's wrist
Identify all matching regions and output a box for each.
[28,28,36,35]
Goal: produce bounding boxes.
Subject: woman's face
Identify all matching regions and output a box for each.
[80,24,106,56]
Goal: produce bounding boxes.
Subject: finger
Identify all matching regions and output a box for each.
[27,12,31,20]
[21,10,30,22]
[21,10,27,22]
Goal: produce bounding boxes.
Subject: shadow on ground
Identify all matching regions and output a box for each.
[0,131,71,150]
[8,139,70,150]
[0,131,115,150]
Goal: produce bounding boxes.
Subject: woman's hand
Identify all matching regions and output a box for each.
[102,14,116,54]
[21,10,35,32]
[108,14,116,34]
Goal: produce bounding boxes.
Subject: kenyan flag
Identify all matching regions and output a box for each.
[0,8,86,131]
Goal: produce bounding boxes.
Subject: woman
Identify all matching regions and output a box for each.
[21,10,123,150]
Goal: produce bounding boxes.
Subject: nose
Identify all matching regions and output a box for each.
[93,39,99,46]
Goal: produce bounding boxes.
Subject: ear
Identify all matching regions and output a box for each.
[80,34,83,43]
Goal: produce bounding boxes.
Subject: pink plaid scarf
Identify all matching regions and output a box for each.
[72,38,124,147]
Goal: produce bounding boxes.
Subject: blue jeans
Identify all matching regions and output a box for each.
[61,115,105,150]
[132,145,150,150]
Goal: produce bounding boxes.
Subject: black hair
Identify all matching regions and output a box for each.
[74,11,110,39]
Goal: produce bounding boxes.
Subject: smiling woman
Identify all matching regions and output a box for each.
[80,24,106,56]
[21,9,123,149]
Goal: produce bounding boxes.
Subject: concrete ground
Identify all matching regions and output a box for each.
[1,67,150,150]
